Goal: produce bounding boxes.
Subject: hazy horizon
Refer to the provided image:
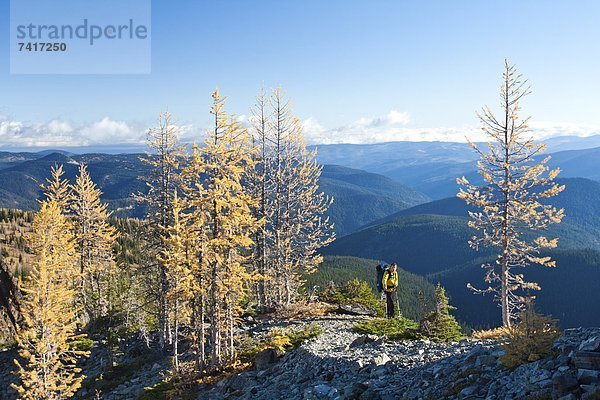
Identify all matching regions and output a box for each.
[1,132,599,155]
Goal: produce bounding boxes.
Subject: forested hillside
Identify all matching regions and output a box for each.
[431,248,600,327]
[324,177,600,327]
[322,214,480,275]
[319,165,429,236]
[305,256,436,320]
[0,153,431,237]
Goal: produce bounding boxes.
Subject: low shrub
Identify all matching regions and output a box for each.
[72,336,95,352]
[138,381,173,400]
[418,284,462,342]
[286,324,323,347]
[321,278,384,316]
[138,368,200,400]
[472,327,509,340]
[239,324,323,363]
[0,338,16,351]
[501,303,561,369]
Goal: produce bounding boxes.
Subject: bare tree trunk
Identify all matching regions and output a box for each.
[210,263,220,369]
[501,261,510,328]
[173,299,179,372]
[225,298,234,361]
[284,276,291,306]
[256,94,268,310]
[200,292,205,371]
[501,74,512,329]
[158,281,166,351]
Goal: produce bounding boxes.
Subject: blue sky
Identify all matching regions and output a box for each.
[1,0,600,148]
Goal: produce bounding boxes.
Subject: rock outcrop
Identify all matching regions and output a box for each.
[198,318,600,400]
[1,316,599,399]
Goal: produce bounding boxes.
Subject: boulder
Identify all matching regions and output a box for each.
[476,355,497,367]
[579,338,600,352]
[349,335,376,348]
[465,345,486,361]
[313,383,333,397]
[255,348,283,370]
[578,368,600,384]
[530,369,552,383]
[343,382,369,400]
[552,372,579,395]
[227,374,252,392]
[580,383,600,395]
[372,353,391,366]
[336,304,377,316]
[359,388,382,400]
[458,385,479,399]
[557,394,578,400]
[573,351,600,370]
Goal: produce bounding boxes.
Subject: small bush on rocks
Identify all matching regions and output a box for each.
[418,284,462,342]
[0,339,16,351]
[286,324,323,348]
[472,326,509,340]
[138,380,173,400]
[353,317,419,340]
[274,301,332,320]
[239,324,323,363]
[264,328,293,351]
[501,302,561,369]
[321,278,383,316]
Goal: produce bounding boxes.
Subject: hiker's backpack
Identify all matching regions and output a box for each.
[376,263,389,293]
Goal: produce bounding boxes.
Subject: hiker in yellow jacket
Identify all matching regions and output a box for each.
[382,263,398,318]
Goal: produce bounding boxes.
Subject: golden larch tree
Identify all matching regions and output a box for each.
[71,163,118,321]
[12,201,88,399]
[183,90,259,369]
[457,60,565,328]
[137,111,185,350]
[41,164,72,213]
[258,87,334,306]
[159,190,195,372]
[180,144,210,371]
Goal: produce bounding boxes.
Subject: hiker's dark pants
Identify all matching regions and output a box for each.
[385,291,395,318]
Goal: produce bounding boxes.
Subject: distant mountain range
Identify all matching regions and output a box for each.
[0,151,429,237]
[313,135,600,169]
[0,152,148,215]
[314,137,600,199]
[1,137,599,327]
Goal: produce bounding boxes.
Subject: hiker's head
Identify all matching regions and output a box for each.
[390,263,397,272]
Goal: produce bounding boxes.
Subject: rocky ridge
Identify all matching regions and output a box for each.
[1,316,599,399]
[200,317,600,400]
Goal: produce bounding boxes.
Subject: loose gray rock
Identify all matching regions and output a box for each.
[372,353,391,366]
[255,347,283,370]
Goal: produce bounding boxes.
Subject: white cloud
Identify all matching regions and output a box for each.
[302,111,600,145]
[1,112,600,149]
[530,121,600,139]
[45,119,74,135]
[80,117,137,143]
[0,117,146,148]
[303,110,482,144]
